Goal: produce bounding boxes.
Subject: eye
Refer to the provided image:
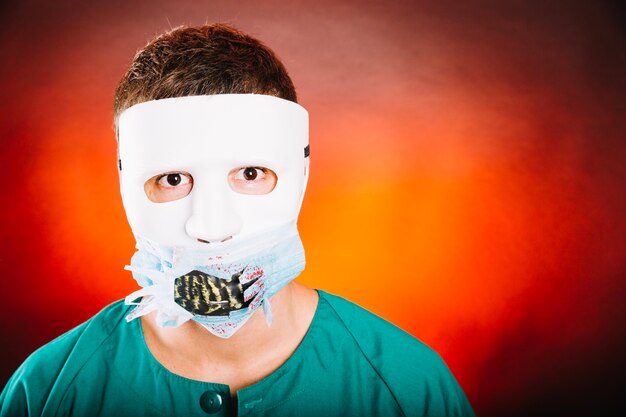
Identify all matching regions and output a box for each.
[242,167,258,181]
[145,172,193,203]
[157,173,191,187]
[229,167,277,195]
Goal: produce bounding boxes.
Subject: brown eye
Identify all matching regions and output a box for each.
[243,168,257,181]
[166,173,181,186]
[228,166,277,195]
[157,173,191,188]
[144,172,193,203]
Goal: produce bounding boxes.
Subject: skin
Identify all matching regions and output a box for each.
[138,164,318,408]
[140,282,319,401]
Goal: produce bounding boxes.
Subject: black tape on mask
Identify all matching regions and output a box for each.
[174,269,261,316]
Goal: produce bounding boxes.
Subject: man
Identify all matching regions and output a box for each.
[1,24,475,416]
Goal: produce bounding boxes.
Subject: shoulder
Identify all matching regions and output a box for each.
[318,290,475,417]
[321,290,434,348]
[16,299,129,376]
[0,300,130,417]
[319,290,445,368]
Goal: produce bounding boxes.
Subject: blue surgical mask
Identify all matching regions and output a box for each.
[124,220,305,338]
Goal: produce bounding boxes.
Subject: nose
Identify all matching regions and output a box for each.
[184,182,242,244]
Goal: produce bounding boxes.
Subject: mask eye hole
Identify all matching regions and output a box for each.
[228,166,277,195]
[144,172,194,203]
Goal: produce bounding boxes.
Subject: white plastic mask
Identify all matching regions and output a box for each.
[117,94,309,338]
[118,94,309,246]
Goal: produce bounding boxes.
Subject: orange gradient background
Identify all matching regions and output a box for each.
[1,1,624,416]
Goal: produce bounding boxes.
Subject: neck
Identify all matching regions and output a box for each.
[140,281,318,392]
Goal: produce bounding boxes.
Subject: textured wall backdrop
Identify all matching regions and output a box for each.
[0,1,624,415]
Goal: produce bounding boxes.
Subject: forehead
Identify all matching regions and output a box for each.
[117,94,308,166]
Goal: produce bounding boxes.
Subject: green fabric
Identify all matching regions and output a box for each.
[1,290,475,417]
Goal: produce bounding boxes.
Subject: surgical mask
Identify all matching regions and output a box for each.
[124,220,304,338]
[117,94,309,338]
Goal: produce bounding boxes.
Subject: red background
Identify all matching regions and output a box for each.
[1,1,624,415]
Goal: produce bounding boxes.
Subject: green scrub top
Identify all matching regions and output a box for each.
[1,290,475,416]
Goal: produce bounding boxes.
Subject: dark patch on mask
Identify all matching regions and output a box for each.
[174,269,261,316]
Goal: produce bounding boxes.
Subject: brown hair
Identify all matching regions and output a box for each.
[113,23,297,127]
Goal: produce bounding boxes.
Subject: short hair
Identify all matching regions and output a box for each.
[113,23,297,127]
